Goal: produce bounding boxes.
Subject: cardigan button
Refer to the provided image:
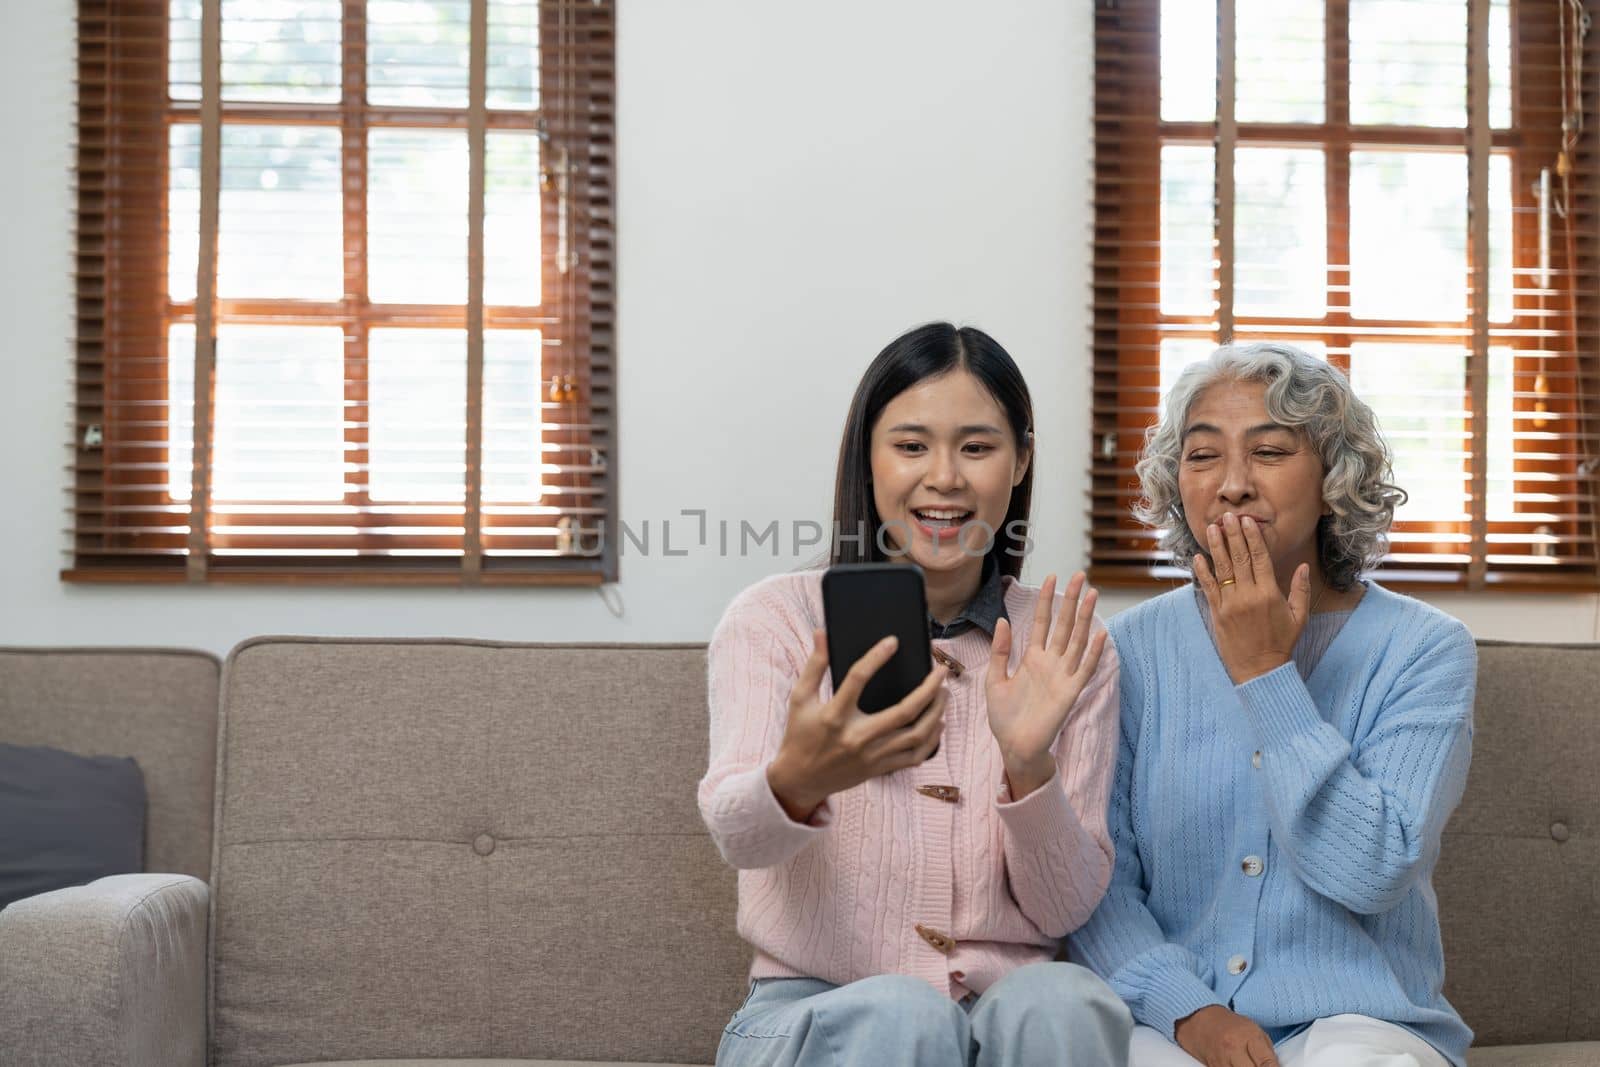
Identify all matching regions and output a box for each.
[1226,954,1248,976]
[916,785,961,803]
[472,833,496,856]
[915,924,956,954]
[1241,855,1263,877]
[1551,821,1571,842]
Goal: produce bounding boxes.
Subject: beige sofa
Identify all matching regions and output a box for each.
[0,635,1594,1066]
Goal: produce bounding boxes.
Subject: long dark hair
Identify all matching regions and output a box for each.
[823,322,1035,579]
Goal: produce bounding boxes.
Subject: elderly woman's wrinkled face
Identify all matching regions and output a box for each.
[1178,378,1331,582]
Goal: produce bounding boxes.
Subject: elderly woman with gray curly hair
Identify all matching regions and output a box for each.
[1066,342,1476,1067]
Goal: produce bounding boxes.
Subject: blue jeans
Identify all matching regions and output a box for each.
[716,961,1133,1067]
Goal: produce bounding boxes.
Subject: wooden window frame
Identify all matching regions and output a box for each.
[1089,0,1600,592]
[67,0,616,585]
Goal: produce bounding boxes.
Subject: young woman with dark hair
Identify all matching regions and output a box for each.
[698,322,1132,1067]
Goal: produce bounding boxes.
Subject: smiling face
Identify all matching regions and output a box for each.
[868,369,1030,576]
[1178,378,1331,585]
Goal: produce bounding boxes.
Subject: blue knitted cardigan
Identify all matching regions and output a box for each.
[1067,582,1476,1066]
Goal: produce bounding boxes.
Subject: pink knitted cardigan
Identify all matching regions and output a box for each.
[697,568,1120,999]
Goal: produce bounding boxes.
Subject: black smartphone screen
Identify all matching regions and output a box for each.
[821,563,933,713]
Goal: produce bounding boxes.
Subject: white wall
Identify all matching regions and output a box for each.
[2,0,1595,655]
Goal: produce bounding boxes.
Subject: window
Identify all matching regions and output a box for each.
[1089,0,1600,589]
[68,0,615,584]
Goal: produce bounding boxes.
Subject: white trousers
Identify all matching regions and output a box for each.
[1130,1014,1450,1067]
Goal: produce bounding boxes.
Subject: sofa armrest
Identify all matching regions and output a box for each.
[0,874,208,1067]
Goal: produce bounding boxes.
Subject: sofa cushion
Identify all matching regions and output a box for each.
[1468,1043,1600,1066]
[210,635,1600,1065]
[0,648,220,881]
[1438,642,1600,1049]
[0,743,145,910]
[210,639,748,1067]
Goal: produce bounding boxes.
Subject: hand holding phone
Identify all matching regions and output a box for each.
[764,567,949,821]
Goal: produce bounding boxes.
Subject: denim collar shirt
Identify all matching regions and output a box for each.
[927,556,1009,640]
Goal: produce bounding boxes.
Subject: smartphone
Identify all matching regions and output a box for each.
[821,563,936,718]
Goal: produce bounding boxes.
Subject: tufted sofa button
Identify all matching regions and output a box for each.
[1551,821,1570,843]
[473,833,496,856]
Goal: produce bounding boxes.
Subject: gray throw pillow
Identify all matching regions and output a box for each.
[0,743,146,911]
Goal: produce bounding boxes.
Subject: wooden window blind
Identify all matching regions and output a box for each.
[1089,0,1600,590]
[68,0,615,585]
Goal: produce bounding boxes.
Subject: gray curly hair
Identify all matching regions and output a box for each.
[1134,341,1406,590]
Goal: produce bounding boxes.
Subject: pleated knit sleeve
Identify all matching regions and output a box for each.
[1063,650,1227,1037]
[697,580,835,870]
[1235,607,1476,915]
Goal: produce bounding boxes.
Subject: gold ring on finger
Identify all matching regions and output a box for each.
[1219,578,1237,587]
